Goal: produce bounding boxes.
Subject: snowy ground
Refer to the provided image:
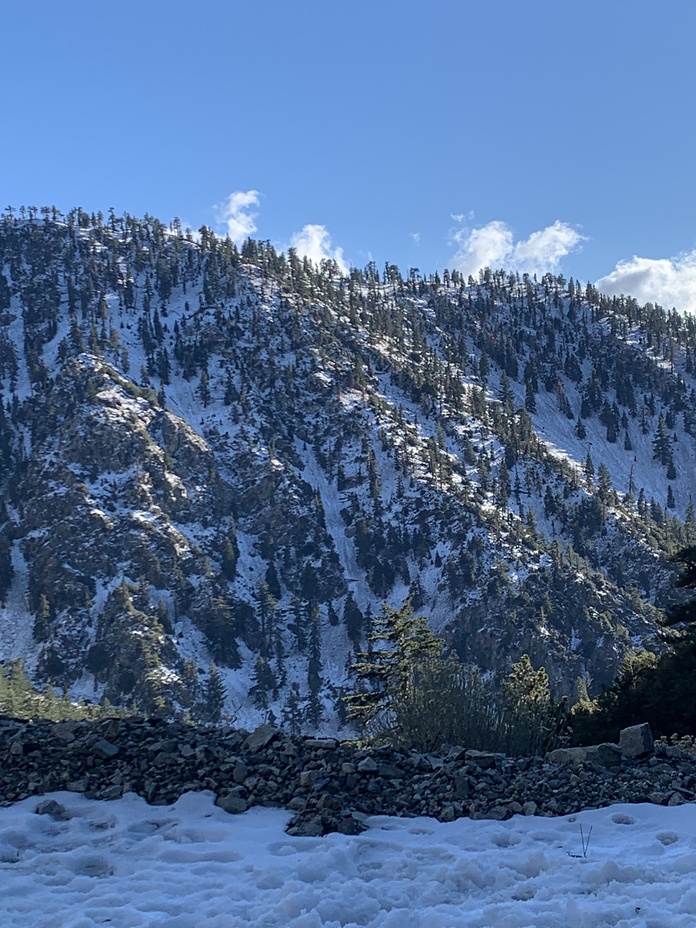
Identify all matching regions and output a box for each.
[2,792,696,927]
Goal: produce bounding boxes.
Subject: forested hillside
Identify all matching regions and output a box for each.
[1,207,694,729]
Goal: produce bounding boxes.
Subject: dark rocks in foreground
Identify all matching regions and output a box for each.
[1,716,694,836]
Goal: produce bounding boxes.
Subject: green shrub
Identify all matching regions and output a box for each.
[376,656,565,756]
[345,600,566,755]
[0,659,125,722]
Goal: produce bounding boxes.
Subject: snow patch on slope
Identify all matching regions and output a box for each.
[0,543,35,669]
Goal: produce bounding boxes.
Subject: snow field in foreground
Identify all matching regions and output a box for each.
[1,791,696,927]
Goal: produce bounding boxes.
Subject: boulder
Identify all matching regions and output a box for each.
[484,806,509,820]
[336,812,367,835]
[93,739,120,758]
[357,756,378,773]
[287,814,325,837]
[453,774,470,799]
[215,794,248,814]
[585,743,622,768]
[232,762,249,784]
[34,799,70,820]
[377,764,404,779]
[242,723,277,753]
[51,722,78,743]
[620,723,654,758]
[463,750,499,769]
[440,804,456,822]
[547,747,587,765]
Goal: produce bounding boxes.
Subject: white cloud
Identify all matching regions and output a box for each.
[289,224,347,273]
[450,219,584,278]
[410,232,421,245]
[214,190,260,245]
[596,251,696,314]
[451,210,475,224]
[513,222,585,274]
[451,220,513,276]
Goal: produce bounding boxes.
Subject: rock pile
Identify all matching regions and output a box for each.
[1,716,694,836]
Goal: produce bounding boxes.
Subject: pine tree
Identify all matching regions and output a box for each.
[499,372,514,413]
[0,534,13,607]
[223,370,238,405]
[256,581,277,654]
[686,497,696,543]
[307,605,323,726]
[343,594,364,647]
[345,599,444,726]
[503,655,551,718]
[653,414,673,468]
[327,601,339,626]
[502,655,563,755]
[597,463,613,503]
[282,682,304,736]
[33,593,52,641]
[525,507,537,538]
[496,460,511,508]
[478,352,490,385]
[250,655,276,709]
[203,662,226,723]
[524,379,537,413]
[584,452,595,487]
[543,485,557,518]
[220,532,238,580]
[3,660,33,718]
[198,368,211,407]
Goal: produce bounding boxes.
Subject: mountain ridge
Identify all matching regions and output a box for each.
[0,207,694,730]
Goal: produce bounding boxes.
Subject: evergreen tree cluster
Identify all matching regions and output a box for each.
[570,547,696,742]
[346,601,565,755]
[0,659,122,721]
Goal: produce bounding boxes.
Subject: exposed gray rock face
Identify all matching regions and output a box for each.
[3,716,696,837]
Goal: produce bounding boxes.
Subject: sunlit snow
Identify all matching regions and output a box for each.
[2,791,696,927]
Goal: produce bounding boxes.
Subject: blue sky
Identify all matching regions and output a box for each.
[4,1,696,310]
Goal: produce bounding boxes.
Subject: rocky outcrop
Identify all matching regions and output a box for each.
[12,356,241,706]
[547,724,655,767]
[2,716,695,836]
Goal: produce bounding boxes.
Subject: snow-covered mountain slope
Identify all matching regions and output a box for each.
[0,208,694,727]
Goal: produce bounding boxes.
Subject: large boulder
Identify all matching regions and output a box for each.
[242,723,277,753]
[620,723,654,758]
[584,743,622,767]
[547,747,588,765]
